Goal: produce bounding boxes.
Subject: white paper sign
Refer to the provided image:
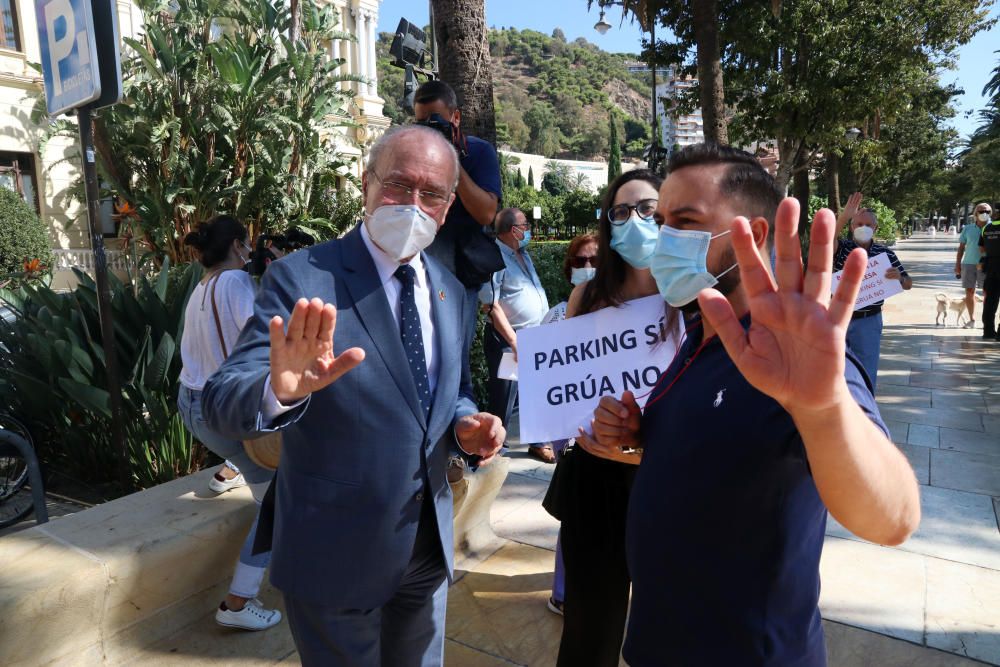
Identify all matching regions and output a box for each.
[516,295,678,443]
[497,352,518,381]
[831,252,904,311]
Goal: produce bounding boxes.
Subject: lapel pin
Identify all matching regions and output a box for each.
[439,290,446,301]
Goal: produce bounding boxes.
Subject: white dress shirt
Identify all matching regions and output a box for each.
[262,222,439,420]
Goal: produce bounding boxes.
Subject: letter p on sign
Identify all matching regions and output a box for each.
[44,0,79,96]
[35,0,101,115]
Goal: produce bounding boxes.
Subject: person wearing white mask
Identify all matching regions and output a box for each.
[540,233,599,326]
[201,125,505,665]
[536,232,597,617]
[955,203,991,330]
[480,207,551,461]
[833,195,913,390]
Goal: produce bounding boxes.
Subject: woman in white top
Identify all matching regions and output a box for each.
[177,215,281,631]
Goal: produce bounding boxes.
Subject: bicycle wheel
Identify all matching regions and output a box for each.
[0,415,36,528]
[0,414,32,501]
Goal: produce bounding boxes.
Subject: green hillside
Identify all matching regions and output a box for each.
[376,27,653,161]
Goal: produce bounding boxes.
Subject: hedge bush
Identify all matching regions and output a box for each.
[0,187,53,283]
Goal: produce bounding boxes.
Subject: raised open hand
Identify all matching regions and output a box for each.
[269,298,366,404]
[836,191,863,236]
[697,198,867,413]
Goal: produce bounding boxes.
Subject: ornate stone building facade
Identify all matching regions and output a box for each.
[0,0,387,283]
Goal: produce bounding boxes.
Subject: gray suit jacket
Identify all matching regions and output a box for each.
[203,224,477,607]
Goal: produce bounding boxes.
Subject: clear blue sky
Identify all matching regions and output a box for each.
[377,1,998,141]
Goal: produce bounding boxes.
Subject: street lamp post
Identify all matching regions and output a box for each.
[594,1,663,172]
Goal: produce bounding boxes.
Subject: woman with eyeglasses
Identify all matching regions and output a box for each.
[550,169,678,667]
[178,215,283,631]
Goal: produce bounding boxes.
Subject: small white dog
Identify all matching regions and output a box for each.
[935,292,984,326]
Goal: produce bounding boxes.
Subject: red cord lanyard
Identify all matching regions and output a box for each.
[633,319,712,413]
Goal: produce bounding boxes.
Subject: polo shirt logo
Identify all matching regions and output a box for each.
[714,389,726,407]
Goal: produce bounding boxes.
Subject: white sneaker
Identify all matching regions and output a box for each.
[209,469,246,494]
[215,599,282,631]
[963,320,976,329]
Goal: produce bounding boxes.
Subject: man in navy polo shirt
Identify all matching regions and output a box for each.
[578,144,921,666]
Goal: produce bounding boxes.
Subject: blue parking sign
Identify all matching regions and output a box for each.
[35,0,102,115]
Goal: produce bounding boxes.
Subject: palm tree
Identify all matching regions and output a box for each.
[431,0,497,145]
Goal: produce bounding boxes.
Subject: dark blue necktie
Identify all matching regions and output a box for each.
[394,264,431,418]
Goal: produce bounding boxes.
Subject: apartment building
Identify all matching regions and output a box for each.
[657,69,705,155]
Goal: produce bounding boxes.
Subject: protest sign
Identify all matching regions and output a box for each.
[831,252,904,311]
[517,295,677,443]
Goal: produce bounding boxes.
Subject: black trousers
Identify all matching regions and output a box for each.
[556,448,636,667]
[983,270,1000,336]
[483,325,516,429]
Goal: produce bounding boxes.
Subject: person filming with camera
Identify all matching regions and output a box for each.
[412,80,503,344]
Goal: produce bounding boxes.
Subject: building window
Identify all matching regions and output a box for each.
[1,0,21,51]
[0,152,39,213]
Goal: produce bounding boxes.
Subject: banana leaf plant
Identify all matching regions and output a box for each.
[0,261,207,493]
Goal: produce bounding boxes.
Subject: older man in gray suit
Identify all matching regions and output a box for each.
[203,125,505,666]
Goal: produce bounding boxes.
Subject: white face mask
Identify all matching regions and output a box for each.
[570,267,596,286]
[978,212,991,223]
[853,226,874,243]
[365,205,439,262]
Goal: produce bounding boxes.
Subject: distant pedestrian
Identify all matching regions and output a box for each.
[955,203,989,329]
[480,208,551,461]
[178,215,282,631]
[979,204,1000,340]
[835,195,913,389]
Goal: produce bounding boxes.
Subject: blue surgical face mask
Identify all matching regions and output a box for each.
[518,229,531,249]
[610,214,658,268]
[570,267,596,285]
[650,225,737,307]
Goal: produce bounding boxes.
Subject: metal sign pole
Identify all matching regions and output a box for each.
[77,106,129,492]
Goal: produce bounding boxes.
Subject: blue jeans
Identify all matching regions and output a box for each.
[846,312,882,393]
[178,384,272,598]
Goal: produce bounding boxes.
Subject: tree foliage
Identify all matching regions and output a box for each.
[45,0,361,264]
[376,26,651,161]
[608,110,623,183]
[0,187,53,285]
[955,50,1000,206]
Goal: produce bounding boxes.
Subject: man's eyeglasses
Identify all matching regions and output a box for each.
[569,255,598,269]
[608,199,658,225]
[371,172,451,210]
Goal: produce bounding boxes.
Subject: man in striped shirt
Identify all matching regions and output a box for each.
[834,195,913,391]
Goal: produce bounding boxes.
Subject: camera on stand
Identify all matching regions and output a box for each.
[247,228,315,277]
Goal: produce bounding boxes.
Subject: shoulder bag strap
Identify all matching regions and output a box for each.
[208,272,229,360]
